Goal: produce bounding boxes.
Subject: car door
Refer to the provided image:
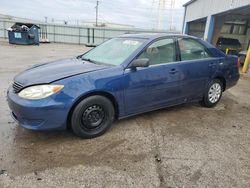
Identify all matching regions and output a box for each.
[176,37,218,101]
[123,38,184,115]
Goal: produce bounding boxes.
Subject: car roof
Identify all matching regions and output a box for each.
[119,33,197,40]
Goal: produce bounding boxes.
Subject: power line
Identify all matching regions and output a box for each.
[152,0,175,30]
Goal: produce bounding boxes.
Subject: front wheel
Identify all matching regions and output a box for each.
[71,95,115,139]
[201,79,223,108]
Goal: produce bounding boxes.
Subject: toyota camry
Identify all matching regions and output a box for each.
[7,34,239,138]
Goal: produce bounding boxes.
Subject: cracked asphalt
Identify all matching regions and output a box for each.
[0,40,250,188]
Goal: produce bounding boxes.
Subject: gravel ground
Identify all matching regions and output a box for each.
[0,40,250,188]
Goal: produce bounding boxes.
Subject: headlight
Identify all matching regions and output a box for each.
[18,85,64,100]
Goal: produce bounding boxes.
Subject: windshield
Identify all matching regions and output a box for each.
[82,38,145,66]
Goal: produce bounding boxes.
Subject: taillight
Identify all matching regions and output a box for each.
[237,58,240,68]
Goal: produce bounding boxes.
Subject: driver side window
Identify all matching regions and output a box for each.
[138,38,176,65]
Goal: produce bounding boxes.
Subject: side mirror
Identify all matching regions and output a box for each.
[128,58,149,68]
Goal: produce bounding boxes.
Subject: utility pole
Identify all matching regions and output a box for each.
[157,0,165,30]
[95,1,99,27]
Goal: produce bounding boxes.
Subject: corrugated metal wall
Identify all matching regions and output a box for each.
[0,20,179,45]
[185,0,250,22]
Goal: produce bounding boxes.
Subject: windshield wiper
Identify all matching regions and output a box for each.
[81,57,97,64]
[81,57,111,66]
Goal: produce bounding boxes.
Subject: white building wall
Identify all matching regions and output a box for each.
[185,0,250,22]
[183,0,250,43]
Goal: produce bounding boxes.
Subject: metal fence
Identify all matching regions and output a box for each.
[0,19,179,45]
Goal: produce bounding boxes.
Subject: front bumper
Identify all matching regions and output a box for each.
[7,87,69,131]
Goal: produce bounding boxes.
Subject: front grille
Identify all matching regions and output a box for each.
[12,82,24,93]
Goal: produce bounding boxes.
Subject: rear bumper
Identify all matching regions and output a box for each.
[226,73,240,90]
[7,87,69,131]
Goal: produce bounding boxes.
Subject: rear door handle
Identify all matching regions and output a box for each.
[169,69,179,74]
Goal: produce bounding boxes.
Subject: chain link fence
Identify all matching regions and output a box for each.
[0,19,179,45]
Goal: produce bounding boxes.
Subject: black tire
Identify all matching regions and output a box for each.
[201,79,223,108]
[71,95,115,139]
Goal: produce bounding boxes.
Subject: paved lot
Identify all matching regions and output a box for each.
[0,40,250,188]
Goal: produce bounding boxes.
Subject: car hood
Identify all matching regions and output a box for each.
[14,58,109,86]
[239,51,247,55]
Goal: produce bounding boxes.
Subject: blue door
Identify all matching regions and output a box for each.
[123,38,183,115]
[176,37,218,101]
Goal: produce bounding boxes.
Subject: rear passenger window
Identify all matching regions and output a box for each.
[138,38,176,65]
[178,38,212,61]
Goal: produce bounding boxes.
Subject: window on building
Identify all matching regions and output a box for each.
[221,22,247,35]
[221,24,232,34]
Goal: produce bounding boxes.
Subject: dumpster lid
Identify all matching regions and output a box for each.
[11,22,40,30]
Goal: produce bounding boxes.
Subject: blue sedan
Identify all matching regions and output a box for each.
[7,34,239,138]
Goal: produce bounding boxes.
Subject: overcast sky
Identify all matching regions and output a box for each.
[0,0,189,31]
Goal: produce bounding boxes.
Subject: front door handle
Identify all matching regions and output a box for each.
[169,69,179,74]
[209,62,216,67]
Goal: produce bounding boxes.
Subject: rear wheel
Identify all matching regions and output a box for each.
[201,79,223,108]
[71,95,115,139]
